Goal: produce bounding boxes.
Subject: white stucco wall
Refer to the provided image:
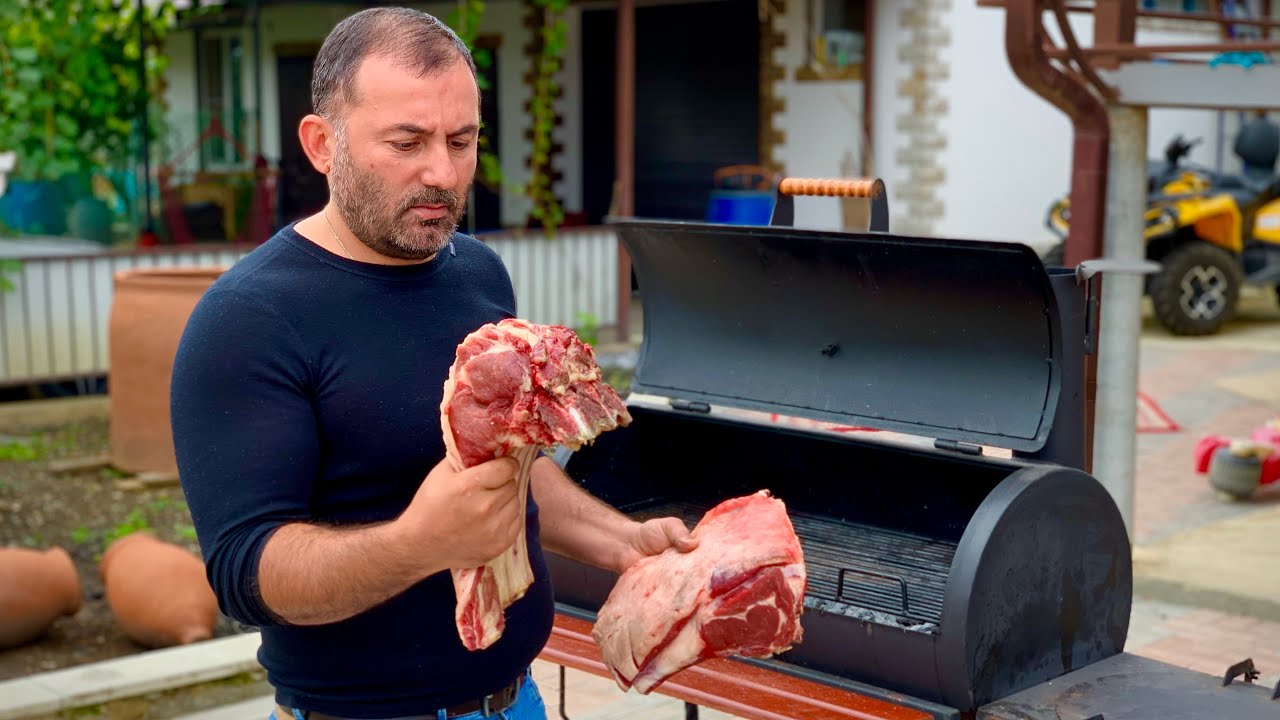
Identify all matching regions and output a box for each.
[923,4,1231,248]
[160,2,537,226]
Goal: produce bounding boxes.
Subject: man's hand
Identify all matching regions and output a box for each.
[614,517,699,574]
[256,456,521,626]
[400,455,522,570]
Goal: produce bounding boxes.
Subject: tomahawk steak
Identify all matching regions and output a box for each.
[592,489,807,694]
[441,317,632,651]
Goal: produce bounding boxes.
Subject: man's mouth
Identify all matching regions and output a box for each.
[409,205,449,221]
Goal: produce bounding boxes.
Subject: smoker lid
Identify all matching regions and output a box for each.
[615,219,1067,453]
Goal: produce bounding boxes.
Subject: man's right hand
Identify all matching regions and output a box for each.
[401,455,523,571]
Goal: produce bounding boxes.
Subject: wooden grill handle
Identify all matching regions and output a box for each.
[769,176,889,232]
[778,177,885,199]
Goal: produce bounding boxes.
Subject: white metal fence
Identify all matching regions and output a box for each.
[0,226,620,387]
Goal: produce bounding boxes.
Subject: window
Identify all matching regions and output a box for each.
[1140,0,1210,12]
[799,0,867,81]
[196,34,247,169]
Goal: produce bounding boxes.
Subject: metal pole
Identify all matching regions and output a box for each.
[137,0,154,236]
[1093,103,1148,540]
[614,0,635,342]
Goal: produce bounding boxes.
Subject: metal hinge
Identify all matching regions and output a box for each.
[1075,258,1161,355]
[934,439,983,456]
[669,398,711,413]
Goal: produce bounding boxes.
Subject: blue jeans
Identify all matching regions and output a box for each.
[269,668,547,720]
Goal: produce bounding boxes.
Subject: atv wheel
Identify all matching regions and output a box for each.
[1041,242,1065,267]
[1148,242,1242,335]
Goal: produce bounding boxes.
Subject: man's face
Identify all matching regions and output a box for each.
[328,53,479,261]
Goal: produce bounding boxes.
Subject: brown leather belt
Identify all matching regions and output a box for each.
[275,673,523,720]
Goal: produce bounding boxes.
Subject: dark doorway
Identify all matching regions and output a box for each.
[464,39,502,234]
[581,0,761,224]
[275,53,328,226]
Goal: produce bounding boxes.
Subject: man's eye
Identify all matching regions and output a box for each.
[450,140,473,151]
[391,141,418,152]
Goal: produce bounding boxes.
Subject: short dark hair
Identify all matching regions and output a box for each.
[311,7,477,120]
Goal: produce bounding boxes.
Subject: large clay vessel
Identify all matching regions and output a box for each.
[0,546,82,649]
[108,266,225,474]
[100,531,219,648]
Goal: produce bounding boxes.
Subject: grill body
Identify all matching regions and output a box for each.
[543,218,1133,715]
[546,404,1131,712]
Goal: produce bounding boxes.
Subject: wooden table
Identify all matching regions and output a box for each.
[538,613,931,720]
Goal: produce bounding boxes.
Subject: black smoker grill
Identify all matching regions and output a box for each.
[545,209,1280,719]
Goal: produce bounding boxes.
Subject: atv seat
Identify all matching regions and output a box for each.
[1219,117,1280,209]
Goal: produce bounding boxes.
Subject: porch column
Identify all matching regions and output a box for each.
[614,0,635,341]
[251,0,264,156]
[137,0,154,238]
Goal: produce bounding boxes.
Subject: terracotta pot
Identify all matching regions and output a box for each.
[108,266,226,474]
[100,531,219,648]
[0,546,82,649]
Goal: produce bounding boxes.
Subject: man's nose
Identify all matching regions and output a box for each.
[417,141,459,190]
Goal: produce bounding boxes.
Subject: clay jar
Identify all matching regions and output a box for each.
[100,531,219,648]
[0,546,82,649]
[108,266,226,475]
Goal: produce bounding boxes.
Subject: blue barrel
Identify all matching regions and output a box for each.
[705,190,775,225]
[0,179,67,235]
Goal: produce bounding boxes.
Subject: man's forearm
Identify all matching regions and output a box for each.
[530,456,638,574]
[257,519,444,625]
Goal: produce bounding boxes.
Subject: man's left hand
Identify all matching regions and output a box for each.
[615,517,699,573]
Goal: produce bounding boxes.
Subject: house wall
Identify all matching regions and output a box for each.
[160,2,539,227]
[871,0,1244,250]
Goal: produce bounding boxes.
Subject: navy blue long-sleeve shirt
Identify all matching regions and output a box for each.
[170,225,554,717]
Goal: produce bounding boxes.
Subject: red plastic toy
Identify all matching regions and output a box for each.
[1194,418,1280,498]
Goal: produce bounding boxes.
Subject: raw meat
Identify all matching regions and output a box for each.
[441,317,632,651]
[591,489,807,694]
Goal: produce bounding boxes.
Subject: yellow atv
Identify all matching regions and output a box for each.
[1044,116,1280,335]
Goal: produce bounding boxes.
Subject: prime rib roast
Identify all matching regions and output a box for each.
[440,317,632,651]
[592,489,808,694]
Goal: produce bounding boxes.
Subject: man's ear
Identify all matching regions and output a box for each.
[298,114,337,174]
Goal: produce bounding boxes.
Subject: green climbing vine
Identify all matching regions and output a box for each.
[525,0,567,234]
[448,0,567,235]
[447,0,503,192]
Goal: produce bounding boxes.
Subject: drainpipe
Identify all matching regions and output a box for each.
[614,0,636,342]
[1004,0,1110,473]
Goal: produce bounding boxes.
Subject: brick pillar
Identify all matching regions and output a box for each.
[894,0,951,236]
[760,0,788,174]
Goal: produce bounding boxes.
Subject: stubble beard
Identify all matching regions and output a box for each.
[329,140,469,261]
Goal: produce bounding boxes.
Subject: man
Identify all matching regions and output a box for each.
[170,7,696,719]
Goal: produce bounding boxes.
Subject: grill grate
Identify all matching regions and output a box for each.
[628,500,957,626]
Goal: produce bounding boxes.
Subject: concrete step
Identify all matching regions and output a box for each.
[0,632,262,720]
[173,695,276,720]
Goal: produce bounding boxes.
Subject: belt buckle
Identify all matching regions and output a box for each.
[478,674,520,718]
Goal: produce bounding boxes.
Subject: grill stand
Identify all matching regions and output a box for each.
[536,613,941,720]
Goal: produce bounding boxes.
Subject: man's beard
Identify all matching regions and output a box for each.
[329,143,468,261]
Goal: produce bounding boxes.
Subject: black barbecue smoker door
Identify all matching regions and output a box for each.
[614,220,1072,458]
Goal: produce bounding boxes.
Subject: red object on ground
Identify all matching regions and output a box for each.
[1193,422,1280,486]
